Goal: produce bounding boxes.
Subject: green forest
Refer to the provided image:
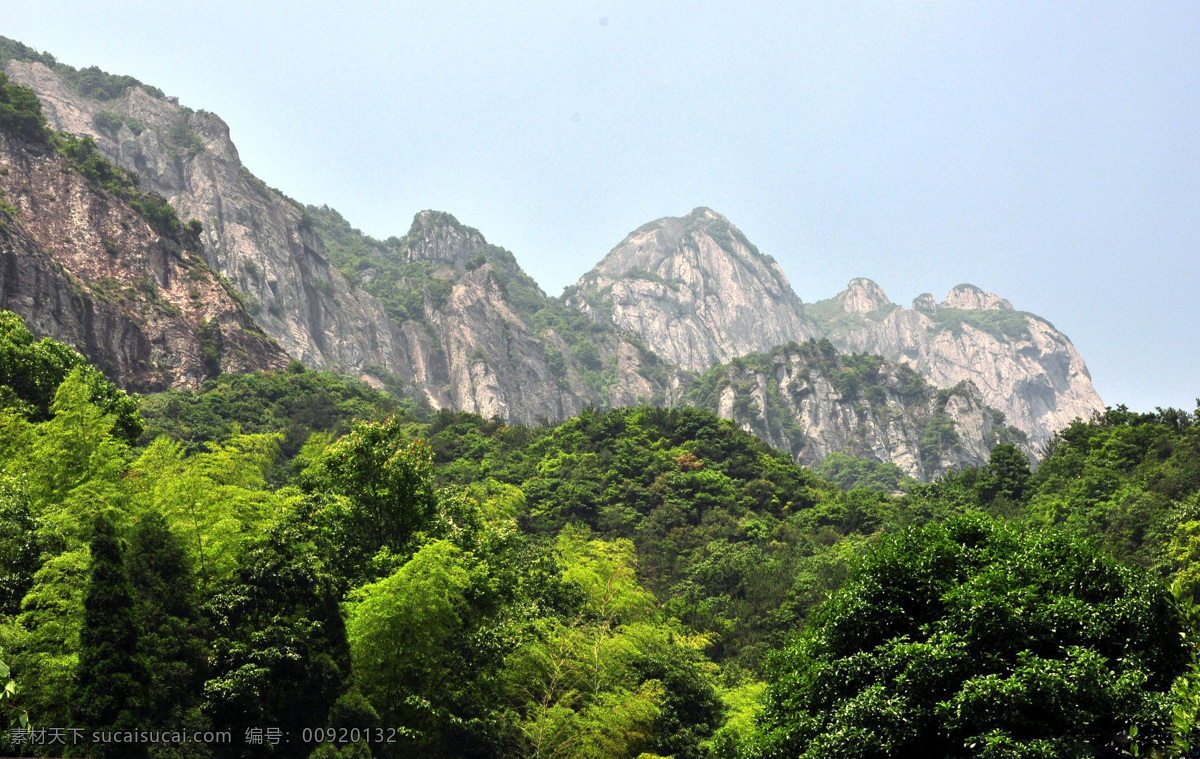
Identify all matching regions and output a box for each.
[0,310,1198,758]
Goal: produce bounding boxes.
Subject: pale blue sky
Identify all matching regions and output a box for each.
[3,2,1198,411]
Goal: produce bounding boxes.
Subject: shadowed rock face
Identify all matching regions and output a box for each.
[567,207,818,371]
[0,129,288,390]
[4,59,404,375]
[808,280,1104,447]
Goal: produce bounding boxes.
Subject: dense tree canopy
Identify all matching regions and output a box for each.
[755,515,1189,758]
[0,310,1197,757]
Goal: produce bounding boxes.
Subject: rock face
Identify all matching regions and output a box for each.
[685,341,1029,480]
[3,56,675,424]
[0,128,287,390]
[807,280,1104,447]
[3,58,401,374]
[306,205,680,424]
[567,207,818,371]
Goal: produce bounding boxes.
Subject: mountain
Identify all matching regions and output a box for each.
[806,279,1104,446]
[0,37,1104,474]
[1,46,675,424]
[0,54,409,377]
[566,207,818,371]
[305,205,680,422]
[684,340,1030,480]
[0,77,286,389]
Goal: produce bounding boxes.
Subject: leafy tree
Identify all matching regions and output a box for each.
[201,512,349,758]
[0,548,88,730]
[975,443,1032,508]
[0,72,47,142]
[130,434,282,588]
[815,452,914,494]
[301,417,439,580]
[0,480,41,615]
[755,515,1191,758]
[26,368,131,539]
[137,365,400,456]
[0,310,142,443]
[72,514,150,758]
[345,539,474,751]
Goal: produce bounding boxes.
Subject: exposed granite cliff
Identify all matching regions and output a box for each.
[307,206,679,423]
[2,57,402,375]
[2,53,675,423]
[1,38,1105,459]
[807,280,1104,446]
[0,124,287,390]
[685,341,1030,480]
[567,207,818,371]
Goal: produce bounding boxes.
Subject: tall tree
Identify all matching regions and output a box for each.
[127,511,210,751]
[300,417,438,581]
[72,513,150,758]
[202,512,349,758]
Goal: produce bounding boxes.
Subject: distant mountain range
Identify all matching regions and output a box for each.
[0,36,1104,478]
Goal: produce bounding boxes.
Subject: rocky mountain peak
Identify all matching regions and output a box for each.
[912,293,938,312]
[568,208,816,371]
[942,283,1014,311]
[399,210,488,268]
[835,278,893,314]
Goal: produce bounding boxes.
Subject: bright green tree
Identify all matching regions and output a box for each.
[0,548,88,730]
[130,434,281,588]
[301,417,438,580]
[0,310,142,443]
[345,539,473,749]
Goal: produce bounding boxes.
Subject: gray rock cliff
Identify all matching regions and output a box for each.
[567,208,818,371]
[808,280,1104,447]
[685,341,1031,480]
[0,127,288,389]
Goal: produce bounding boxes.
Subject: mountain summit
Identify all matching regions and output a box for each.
[567,207,817,371]
[808,281,1103,445]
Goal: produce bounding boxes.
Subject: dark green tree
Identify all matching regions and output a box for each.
[976,443,1032,507]
[72,513,150,758]
[0,480,42,615]
[755,515,1190,759]
[202,513,350,758]
[127,511,210,748]
[633,645,724,759]
[0,72,47,143]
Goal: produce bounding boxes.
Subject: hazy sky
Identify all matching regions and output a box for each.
[3,2,1198,411]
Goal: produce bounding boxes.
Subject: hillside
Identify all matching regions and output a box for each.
[808,278,1105,446]
[684,340,1030,480]
[0,36,1103,469]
